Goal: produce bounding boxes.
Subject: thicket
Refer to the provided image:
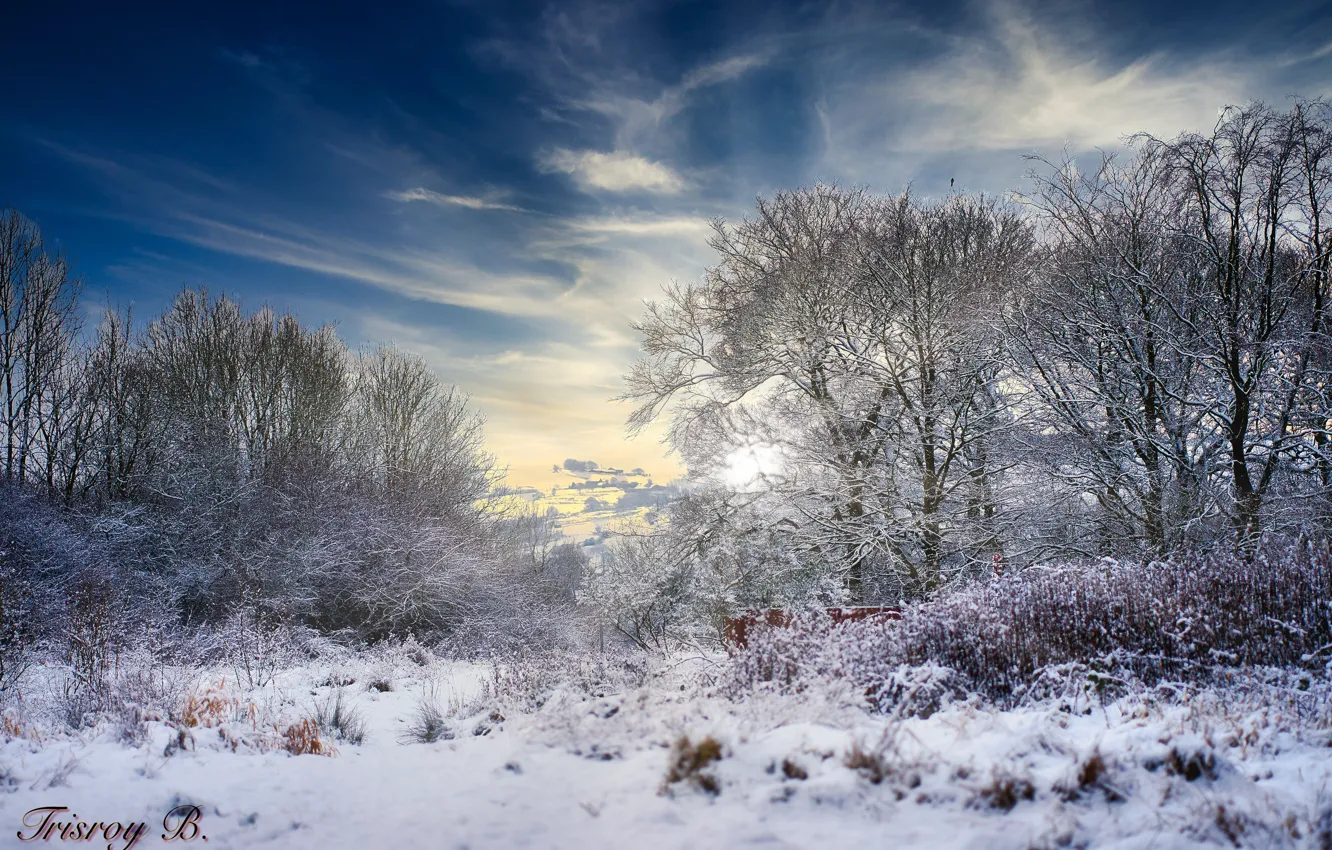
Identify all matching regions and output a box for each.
[0,220,583,685]
[729,542,1332,710]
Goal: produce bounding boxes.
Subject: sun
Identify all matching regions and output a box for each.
[722,444,784,491]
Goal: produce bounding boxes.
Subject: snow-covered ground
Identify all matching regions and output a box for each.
[1,651,1329,849]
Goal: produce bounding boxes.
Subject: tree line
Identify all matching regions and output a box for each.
[621,100,1332,606]
[0,222,578,664]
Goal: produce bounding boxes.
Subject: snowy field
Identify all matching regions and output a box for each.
[2,648,1329,850]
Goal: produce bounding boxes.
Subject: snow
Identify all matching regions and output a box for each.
[0,654,1328,850]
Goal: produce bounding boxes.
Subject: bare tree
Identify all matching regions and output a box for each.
[0,209,84,486]
[849,193,1033,587]
[1010,148,1218,557]
[624,187,1033,599]
[349,345,498,520]
[1141,102,1332,543]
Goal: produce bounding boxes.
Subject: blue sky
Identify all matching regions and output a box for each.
[2,0,1330,486]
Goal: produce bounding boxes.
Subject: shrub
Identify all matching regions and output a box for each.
[221,605,296,689]
[0,559,35,701]
[728,542,1332,710]
[888,544,1332,703]
[52,572,125,728]
[661,735,724,796]
[485,651,651,713]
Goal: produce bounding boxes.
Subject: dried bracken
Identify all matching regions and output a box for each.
[280,717,335,757]
[662,735,724,796]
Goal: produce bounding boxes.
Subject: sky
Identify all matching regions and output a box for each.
[1,0,1330,489]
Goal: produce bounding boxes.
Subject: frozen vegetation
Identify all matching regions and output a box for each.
[2,100,1332,847]
[2,545,1330,848]
[0,624,1329,850]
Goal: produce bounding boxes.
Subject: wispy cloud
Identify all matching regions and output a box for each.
[814,1,1258,182]
[24,0,1325,489]
[539,148,685,193]
[387,187,529,212]
[902,4,1243,150]
[576,52,772,151]
[566,214,711,237]
[170,214,572,318]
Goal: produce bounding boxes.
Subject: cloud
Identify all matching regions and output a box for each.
[219,48,264,69]
[539,148,685,193]
[566,214,711,237]
[811,0,1264,184]
[677,53,770,94]
[387,187,529,212]
[168,214,574,318]
[565,51,771,157]
[355,314,684,487]
[902,6,1243,150]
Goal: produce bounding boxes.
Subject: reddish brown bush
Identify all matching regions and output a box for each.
[728,542,1332,710]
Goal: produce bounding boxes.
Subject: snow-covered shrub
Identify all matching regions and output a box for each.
[0,558,35,702]
[725,610,840,691]
[581,507,844,652]
[220,605,300,690]
[485,650,652,713]
[579,528,698,651]
[0,484,104,701]
[728,542,1332,711]
[863,663,966,718]
[885,542,1332,703]
[724,611,942,712]
[59,571,128,728]
[102,645,188,745]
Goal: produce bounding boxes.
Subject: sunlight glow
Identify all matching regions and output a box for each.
[722,443,784,491]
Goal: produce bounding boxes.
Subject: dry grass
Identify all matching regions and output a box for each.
[662,735,724,796]
[1055,749,1124,803]
[0,709,40,743]
[972,769,1036,811]
[177,680,251,728]
[280,717,336,756]
[400,683,452,744]
[314,689,366,745]
[843,737,890,785]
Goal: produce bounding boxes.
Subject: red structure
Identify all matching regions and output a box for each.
[722,606,901,649]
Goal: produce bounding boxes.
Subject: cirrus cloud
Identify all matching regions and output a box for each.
[387,187,530,212]
[539,148,684,193]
